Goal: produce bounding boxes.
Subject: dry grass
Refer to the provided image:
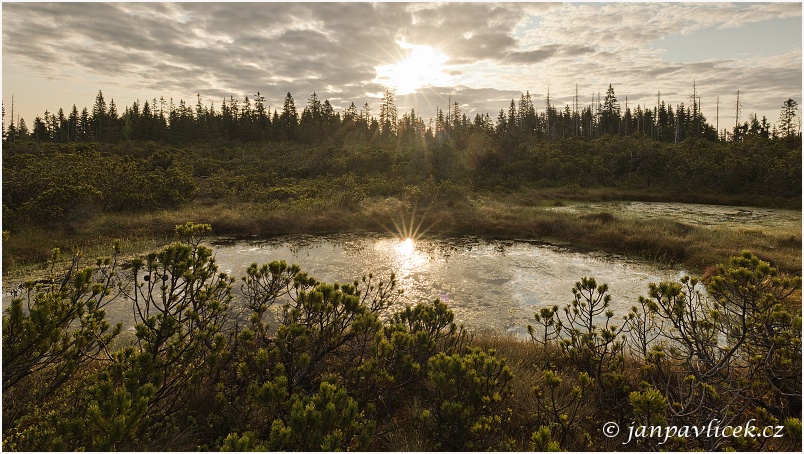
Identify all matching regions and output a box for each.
[457,198,800,274]
[3,192,800,277]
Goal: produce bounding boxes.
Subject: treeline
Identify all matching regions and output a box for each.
[2,224,801,451]
[3,87,802,147]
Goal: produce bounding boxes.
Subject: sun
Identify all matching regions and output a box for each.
[374,39,452,94]
[398,237,415,256]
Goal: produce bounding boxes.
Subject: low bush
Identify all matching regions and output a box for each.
[2,224,801,451]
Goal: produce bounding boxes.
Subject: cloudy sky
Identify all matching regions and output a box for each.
[2,2,801,131]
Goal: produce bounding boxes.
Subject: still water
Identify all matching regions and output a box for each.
[546,201,801,230]
[210,233,688,336]
[8,198,799,335]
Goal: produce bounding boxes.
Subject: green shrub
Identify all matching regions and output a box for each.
[423,347,514,450]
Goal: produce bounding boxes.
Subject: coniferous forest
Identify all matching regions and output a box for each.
[4,88,802,146]
[2,87,802,451]
[3,89,801,234]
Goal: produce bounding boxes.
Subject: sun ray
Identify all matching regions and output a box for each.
[374,39,452,94]
[390,209,428,241]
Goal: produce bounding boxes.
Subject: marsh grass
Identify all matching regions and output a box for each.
[2,189,800,277]
[464,198,800,273]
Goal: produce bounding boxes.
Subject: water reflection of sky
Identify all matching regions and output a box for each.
[546,201,801,229]
[0,234,696,337]
[210,234,689,337]
[6,202,796,335]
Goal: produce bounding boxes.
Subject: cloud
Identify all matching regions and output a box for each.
[2,2,800,126]
[3,2,533,114]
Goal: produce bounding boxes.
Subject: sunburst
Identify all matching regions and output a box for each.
[387,210,434,274]
[390,210,430,242]
[374,39,452,95]
[385,209,434,260]
[398,237,415,256]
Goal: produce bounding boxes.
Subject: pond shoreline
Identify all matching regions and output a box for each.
[3,232,694,337]
[3,193,801,279]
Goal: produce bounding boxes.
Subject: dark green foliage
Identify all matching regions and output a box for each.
[623,252,800,450]
[2,132,799,254]
[529,277,633,419]
[6,85,792,150]
[367,299,471,408]
[3,246,122,417]
[529,425,561,451]
[3,88,800,235]
[263,380,374,451]
[3,143,197,229]
[524,253,802,451]
[3,226,801,451]
[2,246,130,450]
[778,98,800,141]
[560,277,629,380]
[533,369,595,449]
[129,222,232,413]
[3,352,154,451]
[629,387,668,427]
[422,347,514,450]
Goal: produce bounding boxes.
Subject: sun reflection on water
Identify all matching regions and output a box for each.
[389,237,429,276]
[397,237,415,256]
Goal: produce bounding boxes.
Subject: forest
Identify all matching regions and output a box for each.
[4,87,802,146]
[3,88,801,271]
[2,87,802,451]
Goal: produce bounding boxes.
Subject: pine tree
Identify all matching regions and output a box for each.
[17,117,28,139]
[280,92,298,140]
[601,84,620,136]
[33,115,47,142]
[299,92,324,142]
[778,98,799,139]
[254,91,269,141]
[496,109,507,134]
[507,99,517,134]
[91,90,107,141]
[379,90,397,136]
[322,99,336,135]
[68,105,79,141]
[344,102,357,123]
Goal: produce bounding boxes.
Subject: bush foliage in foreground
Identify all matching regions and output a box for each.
[2,223,801,451]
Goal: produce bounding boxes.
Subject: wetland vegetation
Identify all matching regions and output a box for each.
[2,89,801,450]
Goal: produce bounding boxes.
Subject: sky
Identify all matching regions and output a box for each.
[2,2,802,132]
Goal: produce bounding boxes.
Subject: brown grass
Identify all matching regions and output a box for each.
[3,192,800,277]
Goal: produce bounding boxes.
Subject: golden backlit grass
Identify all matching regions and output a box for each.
[3,191,800,278]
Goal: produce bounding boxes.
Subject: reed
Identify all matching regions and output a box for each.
[3,192,800,276]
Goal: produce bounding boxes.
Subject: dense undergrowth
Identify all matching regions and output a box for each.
[2,135,801,274]
[2,223,801,451]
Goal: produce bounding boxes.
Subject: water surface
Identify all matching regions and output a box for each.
[546,201,800,230]
[210,233,687,336]
[10,200,796,335]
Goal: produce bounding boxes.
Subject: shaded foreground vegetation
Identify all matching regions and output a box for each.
[3,223,801,451]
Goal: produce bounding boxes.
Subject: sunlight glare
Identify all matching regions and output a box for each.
[399,237,415,256]
[385,211,433,275]
[390,236,427,276]
[374,39,451,94]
